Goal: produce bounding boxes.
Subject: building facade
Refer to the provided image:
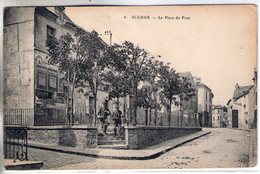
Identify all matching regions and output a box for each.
[196,80,214,127]
[212,105,227,128]
[173,72,199,127]
[226,71,257,129]
[3,7,127,127]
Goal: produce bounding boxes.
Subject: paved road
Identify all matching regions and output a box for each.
[28,128,252,169]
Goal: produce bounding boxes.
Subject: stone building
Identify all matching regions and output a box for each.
[212,105,227,128]
[171,72,199,126]
[226,71,257,129]
[3,7,125,126]
[196,80,214,127]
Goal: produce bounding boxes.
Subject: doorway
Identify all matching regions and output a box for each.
[232,110,238,128]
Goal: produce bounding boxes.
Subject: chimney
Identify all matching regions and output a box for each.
[54,6,65,16]
[235,83,239,89]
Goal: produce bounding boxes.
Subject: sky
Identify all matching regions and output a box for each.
[65,5,257,105]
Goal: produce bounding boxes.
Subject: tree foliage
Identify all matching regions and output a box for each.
[107,41,154,125]
[46,27,197,127]
[101,70,130,102]
[46,28,108,125]
[157,62,195,126]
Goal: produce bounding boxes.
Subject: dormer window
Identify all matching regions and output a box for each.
[47,26,56,37]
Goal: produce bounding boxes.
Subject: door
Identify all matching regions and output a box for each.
[198,113,203,127]
[232,110,238,128]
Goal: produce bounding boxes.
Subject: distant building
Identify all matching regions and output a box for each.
[226,71,257,129]
[176,72,198,126]
[212,105,227,128]
[196,80,214,127]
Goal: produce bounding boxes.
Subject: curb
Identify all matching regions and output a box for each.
[227,127,251,132]
[27,131,211,160]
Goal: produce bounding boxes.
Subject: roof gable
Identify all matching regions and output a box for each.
[233,85,253,100]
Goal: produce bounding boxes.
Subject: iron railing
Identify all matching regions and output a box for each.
[4,109,33,126]
[4,126,28,162]
[4,107,199,127]
[34,107,67,126]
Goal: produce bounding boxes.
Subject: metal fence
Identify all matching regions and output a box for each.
[4,127,28,161]
[135,108,199,127]
[4,107,92,126]
[4,109,34,126]
[73,106,92,125]
[34,107,67,126]
[4,107,199,127]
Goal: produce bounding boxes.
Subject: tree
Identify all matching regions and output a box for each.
[145,59,164,126]
[46,28,108,126]
[46,32,82,125]
[136,85,159,126]
[157,63,179,126]
[176,76,196,126]
[74,29,109,126]
[107,41,154,126]
[101,70,130,105]
[157,60,196,127]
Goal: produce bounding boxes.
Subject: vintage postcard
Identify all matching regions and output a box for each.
[2,4,258,172]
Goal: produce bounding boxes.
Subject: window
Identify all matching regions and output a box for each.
[49,76,57,88]
[63,85,68,93]
[37,72,47,89]
[48,75,58,91]
[58,83,64,93]
[47,26,56,37]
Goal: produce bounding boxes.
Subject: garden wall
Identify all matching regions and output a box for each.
[28,126,98,148]
[125,126,201,149]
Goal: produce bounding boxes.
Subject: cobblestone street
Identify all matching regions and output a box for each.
[27,128,253,170]
[28,148,96,169]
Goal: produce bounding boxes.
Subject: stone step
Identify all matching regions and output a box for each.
[99,137,120,141]
[98,139,126,145]
[97,144,129,150]
[4,160,44,170]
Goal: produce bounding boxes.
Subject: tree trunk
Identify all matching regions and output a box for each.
[66,71,70,126]
[149,108,152,126]
[116,97,119,106]
[133,80,138,126]
[128,95,133,125]
[154,92,158,126]
[168,99,172,126]
[71,71,76,125]
[93,90,97,126]
[145,108,148,126]
[180,101,183,127]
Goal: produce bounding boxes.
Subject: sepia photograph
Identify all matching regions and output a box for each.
[1,3,258,172]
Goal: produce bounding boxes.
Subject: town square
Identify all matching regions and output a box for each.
[2,4,258,171]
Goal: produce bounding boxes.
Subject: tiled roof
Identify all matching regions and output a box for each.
[63,13,75,25]
[233,85,253,100]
